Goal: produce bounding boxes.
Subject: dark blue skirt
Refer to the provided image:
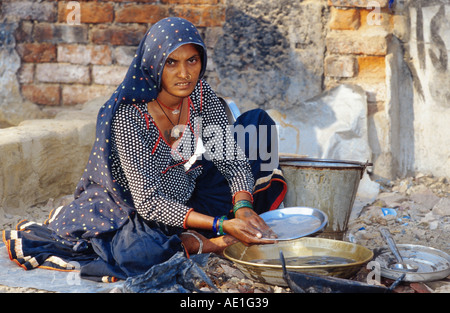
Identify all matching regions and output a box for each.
[2,109,286,282]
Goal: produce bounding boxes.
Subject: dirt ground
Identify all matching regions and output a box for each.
[1,172,449,293]
[347,174,450,256]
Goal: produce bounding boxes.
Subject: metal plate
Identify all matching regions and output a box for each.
[260,207,328,241]
[374,244,450,282]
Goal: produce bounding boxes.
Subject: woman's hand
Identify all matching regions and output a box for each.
[184,209,276,247]
[224,208,277,245]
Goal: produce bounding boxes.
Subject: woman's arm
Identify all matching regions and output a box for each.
[184,210,275,246]
[196,82,276,242]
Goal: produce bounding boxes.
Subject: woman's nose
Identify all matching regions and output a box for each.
[178,64,190,79]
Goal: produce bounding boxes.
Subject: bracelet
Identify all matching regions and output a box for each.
[181,232,203,254]
[212,216,219,234]
[233,200,253,215]
[218,215,227,236]
[232,191,254,205]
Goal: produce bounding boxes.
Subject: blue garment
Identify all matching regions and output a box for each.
[1,17,286,283]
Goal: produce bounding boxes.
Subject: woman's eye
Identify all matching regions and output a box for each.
[188,57,199,64]
[166,59,175,65]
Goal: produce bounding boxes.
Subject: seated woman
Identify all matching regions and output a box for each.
[2,17,286,282]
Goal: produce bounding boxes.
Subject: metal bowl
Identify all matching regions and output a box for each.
[374,244,450,282]
[223,237,374,286]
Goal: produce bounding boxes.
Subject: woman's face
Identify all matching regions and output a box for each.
[160,44,202,101]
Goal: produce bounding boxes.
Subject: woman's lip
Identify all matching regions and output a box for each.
[175,81,191,88]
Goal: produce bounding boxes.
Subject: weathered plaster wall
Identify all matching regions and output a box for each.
[388,0,450,178]
[407,1,449,178]
[211,0,327,111]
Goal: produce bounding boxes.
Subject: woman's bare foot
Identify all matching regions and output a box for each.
[180,230,238,255]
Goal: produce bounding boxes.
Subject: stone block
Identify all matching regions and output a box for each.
[172,5,226,27]
[90,24,147,46]
[18,63,34,84]
[1,1,56,22]
[357,56,386,79]
[329,7,360,30]
[36,63,90,84]
[58,1,114,24]
[113,46,137,66]
[325,55,357,77]
[360,8,391,29]
[115,4,167,24]
[92,65,128,86]
[57,44,112,65]
[268,84,371,161]
[16,43,56,63]
[22,84,61,106]
[62,84,115,106]
[0,107,98,211]
[326,31,390,55]
[33,23,88,44]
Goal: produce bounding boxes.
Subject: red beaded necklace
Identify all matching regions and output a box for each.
[156,98,182,115]
[155,98,183,139]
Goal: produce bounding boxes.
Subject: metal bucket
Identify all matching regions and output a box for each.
[279,157,370,240]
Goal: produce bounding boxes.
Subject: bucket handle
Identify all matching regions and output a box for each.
[360,161,373,179]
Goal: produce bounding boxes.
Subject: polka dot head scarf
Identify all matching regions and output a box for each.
[117,17,207,105]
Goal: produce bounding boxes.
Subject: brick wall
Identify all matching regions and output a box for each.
[325,0,393,115]
[5,0,225,107]
[7,0,395,115]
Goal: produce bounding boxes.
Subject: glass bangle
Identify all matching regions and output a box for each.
[233,200,253,215]
[218,215,227,236]
[212,216,219,234]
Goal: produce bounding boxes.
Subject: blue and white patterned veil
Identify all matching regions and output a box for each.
[51,17,207,239]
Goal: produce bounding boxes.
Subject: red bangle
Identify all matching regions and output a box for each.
[232,190,253,205]
[183,208,194,229]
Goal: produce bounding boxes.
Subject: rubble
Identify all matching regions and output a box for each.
[347,173,450,256]
[200,255,290,293]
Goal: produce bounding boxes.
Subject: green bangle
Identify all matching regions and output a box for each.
[218,215,227,236]
[233,200,253,215]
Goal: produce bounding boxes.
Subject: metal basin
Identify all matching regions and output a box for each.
[224,237,373,287]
